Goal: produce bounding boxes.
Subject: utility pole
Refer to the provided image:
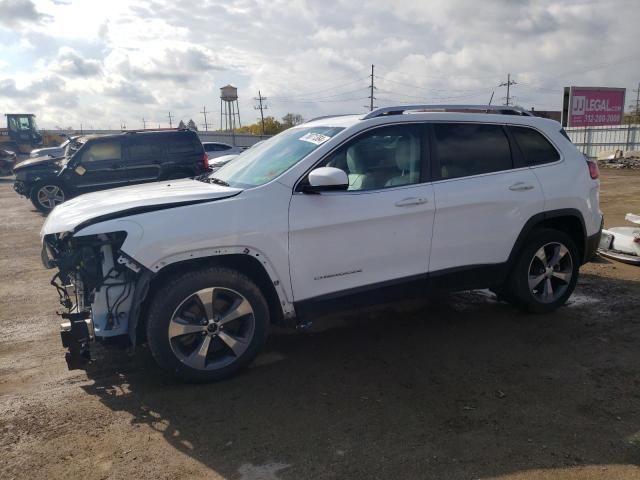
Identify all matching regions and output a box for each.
[168,111,173,128]
[200,106,210,131]
[499,73,517,106]
[254,90,267,135]
[630,82,640,121]
[367,64,377,111]
[142,117,147,129]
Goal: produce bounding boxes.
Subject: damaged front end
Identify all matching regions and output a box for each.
[42,231,152,369]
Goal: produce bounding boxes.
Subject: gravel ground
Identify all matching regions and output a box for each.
[0,171,639,480]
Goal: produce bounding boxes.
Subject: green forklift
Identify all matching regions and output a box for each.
[0,114,65,155]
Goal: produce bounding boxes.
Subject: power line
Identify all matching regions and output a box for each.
[200,106,210,131]
[268,78,368,99]
[631,82,640,113]
[499,73,517,106]
[254,90,268,135]
[367,64,377,111]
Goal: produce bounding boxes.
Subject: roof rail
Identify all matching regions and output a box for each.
[305,113,359,124]
[122,128,189,134]
[361,104,533,120]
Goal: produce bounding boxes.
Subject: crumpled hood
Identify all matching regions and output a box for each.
[41,178,242,235]
[14,155,64,170]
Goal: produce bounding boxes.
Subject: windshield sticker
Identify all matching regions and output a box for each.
[299,132,331,145]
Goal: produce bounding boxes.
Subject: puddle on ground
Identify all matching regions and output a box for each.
[566,292,601,307]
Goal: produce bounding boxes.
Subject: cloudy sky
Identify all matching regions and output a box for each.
[0,0,638,130]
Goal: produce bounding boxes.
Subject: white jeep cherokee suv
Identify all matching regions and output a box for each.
[41,105,603,381]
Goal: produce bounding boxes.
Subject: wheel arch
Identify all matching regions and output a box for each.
[138,251,294,342]
[508,209,587,269]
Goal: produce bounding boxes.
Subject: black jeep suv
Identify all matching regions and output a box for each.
[13,129,207,213]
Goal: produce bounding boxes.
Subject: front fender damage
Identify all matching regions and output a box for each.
[43,231,153,369]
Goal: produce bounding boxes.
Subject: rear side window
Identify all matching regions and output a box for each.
[128,139,164,162]
[509,126,560,165]
[167,136,197,154]
[433,123,512,179]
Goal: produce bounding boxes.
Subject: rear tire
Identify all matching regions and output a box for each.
[30,181,66,213]
[509,228,579,313]
[146,267,270,382]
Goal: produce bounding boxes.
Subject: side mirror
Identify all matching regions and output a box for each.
[305,167,348,193]
[75,165,86,176]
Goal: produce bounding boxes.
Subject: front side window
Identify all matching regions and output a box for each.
[213,126,344,188]
[317,124,423,191]
[509,126,560,165]
[78,140,122,164]
[434,123,512,180]
[18,116,31,130]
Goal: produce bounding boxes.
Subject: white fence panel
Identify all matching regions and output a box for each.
[565,124,639,158]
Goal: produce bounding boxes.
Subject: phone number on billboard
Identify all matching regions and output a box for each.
[580,114,621,123]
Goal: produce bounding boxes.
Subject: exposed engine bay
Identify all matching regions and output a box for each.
[42,231,151,369]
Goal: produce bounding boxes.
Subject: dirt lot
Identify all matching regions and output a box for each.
[1,170,640,480]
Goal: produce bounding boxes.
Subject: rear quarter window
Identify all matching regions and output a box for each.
[167,135,198,154]
[509,126,560,165]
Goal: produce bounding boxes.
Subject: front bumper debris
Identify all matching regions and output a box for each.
[60,311,94,369]
[13,180,28,196]
[597,213,640,266]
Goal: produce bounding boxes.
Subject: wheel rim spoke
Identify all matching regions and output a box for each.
[534,247,548,267]
[218,331,249,357]
[548,244,568,267]
[551,271,571,283]
[186,335,212,369]
[528,273,546,290]
[169,316,206,339]
[219,297,253,325]
[543,278,554,299]
[194,288,217,321]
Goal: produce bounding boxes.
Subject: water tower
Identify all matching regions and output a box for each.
[220,85,241,133]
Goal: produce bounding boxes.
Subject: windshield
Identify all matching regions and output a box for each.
[65,139,84,157]
[211,126,344,188]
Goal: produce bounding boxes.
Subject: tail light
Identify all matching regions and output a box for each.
[586,158,599,179]
[203,152,209,170]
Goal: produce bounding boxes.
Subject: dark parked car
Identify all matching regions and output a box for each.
[0,148,17,176]
[13,129,207,213]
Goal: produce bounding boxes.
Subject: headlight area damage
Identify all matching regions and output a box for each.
[42,231,152,369]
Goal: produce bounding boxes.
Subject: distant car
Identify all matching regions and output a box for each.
[30,137,71,159]
[0,148,17,176]
[14,129,207,213]
[207,141,265,173]
[208,153,239,173]
[202,142,242,160]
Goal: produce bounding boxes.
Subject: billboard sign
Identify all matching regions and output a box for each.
[563,87,626,127]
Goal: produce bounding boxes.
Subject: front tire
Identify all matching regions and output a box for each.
[510,229,579,313]
[146,267,270,382]
[30,181,66,213]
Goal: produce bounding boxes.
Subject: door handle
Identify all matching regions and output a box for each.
[509,182,534,192]
[395,197,429,207]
